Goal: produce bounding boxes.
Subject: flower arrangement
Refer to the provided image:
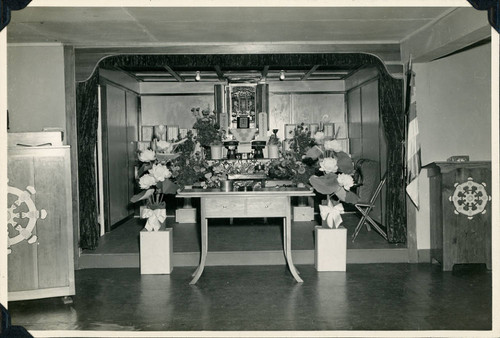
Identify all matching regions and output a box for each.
[266,151,319,187]
[287,123,317,160]
[131,149,180,231]
[268,132,281,146]
[170,152,208,189]
[309,151,358,204]
[201,160,264,189]
[191,107,223,147]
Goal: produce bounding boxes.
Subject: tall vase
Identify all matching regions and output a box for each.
[268,144,279,159]
[211,144,223,160]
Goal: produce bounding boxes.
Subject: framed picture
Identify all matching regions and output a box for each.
[237,116,250,129]
[284,124,297,139]
[309,123,319,136]
[167,125,179,141]
[324,123,335,138]
[141,126,154,141]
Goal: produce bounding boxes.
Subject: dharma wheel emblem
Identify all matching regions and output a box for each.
[449,177,490,220]
[7,183,47,254]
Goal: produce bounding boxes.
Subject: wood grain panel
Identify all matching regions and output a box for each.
[7,157,38,292]
[141,95,213,128]
[292,94,345,125]
[105,85,132,226]
[268,94,291,141]
[126,92,139,204]
[33,156,69,288]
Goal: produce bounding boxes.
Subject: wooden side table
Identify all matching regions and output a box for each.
[427,161,491,271]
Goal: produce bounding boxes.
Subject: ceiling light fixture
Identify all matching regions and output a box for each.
[279,70,285,81]
[195,71,201,82]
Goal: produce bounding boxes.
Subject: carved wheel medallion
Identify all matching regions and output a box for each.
[7,183,47,254]
[449,177,491,220]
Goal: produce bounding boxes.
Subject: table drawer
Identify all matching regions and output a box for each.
[205,198,245,217]
[246,197,287,217]
[204,196,287,217]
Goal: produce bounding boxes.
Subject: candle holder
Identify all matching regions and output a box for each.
[251,140,267,159]
[224,140,239,160]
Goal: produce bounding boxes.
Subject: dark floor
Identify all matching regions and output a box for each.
[85,212,402,255]
[7,264,492,333]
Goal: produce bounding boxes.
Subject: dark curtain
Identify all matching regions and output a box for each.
[378,71,406,243]
[76,70,100,250]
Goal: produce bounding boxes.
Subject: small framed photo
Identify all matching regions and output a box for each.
[237,116,250,129]
[284,124,297,139]
[141,126,154,141]
[309,123,319,136]
[167,125,179,141]
[324,123,335,138]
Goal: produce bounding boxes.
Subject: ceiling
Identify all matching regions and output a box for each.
[8,6,458,82]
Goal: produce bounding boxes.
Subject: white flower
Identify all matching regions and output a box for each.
[324,139,343,152]
[314,131,325,142]
[138,149,156,162]
[337,173,355,191]
[149,164,172,182]
[319,157,338,174]
[139,174,157,189]
[156,140,172,152]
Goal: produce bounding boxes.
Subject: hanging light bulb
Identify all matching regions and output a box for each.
[279,70,285,81]
[195,71,201,82]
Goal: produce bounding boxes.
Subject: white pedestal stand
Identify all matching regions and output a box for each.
[314,226,347,271]
[140,226,173,274]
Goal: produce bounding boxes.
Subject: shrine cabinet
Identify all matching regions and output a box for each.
[7,145,75,301]
[427,161,491,271]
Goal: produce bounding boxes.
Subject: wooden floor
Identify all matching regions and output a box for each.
[79,212,408,269]
[7,264,492,333]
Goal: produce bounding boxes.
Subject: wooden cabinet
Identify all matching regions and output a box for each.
[427,161,491,271]
[7,146,75,301]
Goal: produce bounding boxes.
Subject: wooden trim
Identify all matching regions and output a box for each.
[99,77,140,95]
[301,65,319,81]
[99,85,111,233]
[63,46,81,269]
[164,65,185,82]
[345,76,379,94]
[270,90,345,95]
[139,92,214,97]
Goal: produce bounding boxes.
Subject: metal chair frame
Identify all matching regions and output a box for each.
[351,173,388,242]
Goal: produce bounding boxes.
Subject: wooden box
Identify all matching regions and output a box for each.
[315,226,347,271]
[427,161,491,271]
[175,208,197,223]
[7,146,75,300]
[140,227,173,274]
[294,206,314,221]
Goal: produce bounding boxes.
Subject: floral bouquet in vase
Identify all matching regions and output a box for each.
[131,149,179,231]
[309,147,359,229]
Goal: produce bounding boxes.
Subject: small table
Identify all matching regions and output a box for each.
[177,187,315,284]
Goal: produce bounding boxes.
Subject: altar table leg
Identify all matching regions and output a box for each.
[190,200,208,284]
[284,202,303,283]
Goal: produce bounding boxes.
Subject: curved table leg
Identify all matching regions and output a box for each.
[284,216,303,283]
[190,215,208,284]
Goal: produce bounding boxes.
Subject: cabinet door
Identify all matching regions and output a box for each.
[8,148,75,299]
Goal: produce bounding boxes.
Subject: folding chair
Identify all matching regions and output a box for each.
[351,173,388,242]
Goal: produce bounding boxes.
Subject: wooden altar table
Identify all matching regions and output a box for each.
[177,187,315,284]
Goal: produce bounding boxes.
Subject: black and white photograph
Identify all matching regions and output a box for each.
[0,0,498,337]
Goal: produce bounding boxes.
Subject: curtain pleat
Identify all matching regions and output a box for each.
[76,70,100,250]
